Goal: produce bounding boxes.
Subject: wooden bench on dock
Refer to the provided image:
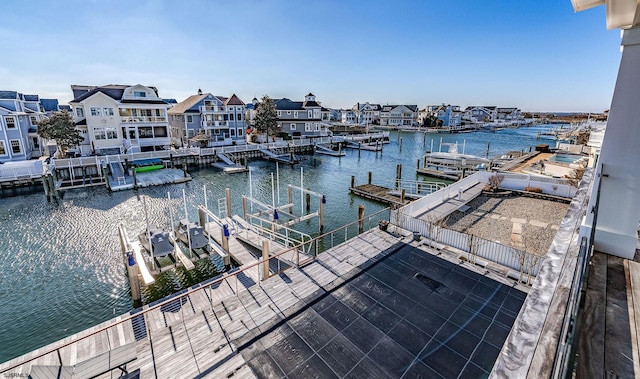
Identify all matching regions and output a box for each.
[29,343,137,379]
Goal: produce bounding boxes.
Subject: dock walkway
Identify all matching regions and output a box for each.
[413,181,485,221]
[0,228,403,378]
[349,183,410,207]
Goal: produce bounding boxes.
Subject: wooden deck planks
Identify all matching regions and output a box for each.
[604,255,636,378]
[3,228,405,379]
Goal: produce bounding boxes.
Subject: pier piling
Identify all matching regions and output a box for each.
[351,176,356,188]
[225,188,232,218]
[262,240,270,280]
[358,205,365,234]
[368,172,372,185]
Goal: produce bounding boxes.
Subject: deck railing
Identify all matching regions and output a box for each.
[397,216,544,279]
[0,207,390,374]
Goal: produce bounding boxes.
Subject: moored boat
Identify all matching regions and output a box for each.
[139,226,174,257]
[175,219,209,250]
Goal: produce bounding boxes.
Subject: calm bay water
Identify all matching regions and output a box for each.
[0,127,555,362]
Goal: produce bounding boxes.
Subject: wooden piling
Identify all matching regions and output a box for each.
[319,197,325,233]
[401,189,406,203]
[351,176,356,188]
[287,187,293,213]
[242,196,247,220]
[262,240,270,280]
[305,189,311,212]
[368,171,372,185]
[225,188,232,218]
[358,205,365,234]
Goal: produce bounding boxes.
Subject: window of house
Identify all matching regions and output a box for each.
[106,127,118,139]
[290,123,296,130]
[76,108,84,118]
[307,111,312,118]
[10,140,21,154]
[0,141,6,155]
[32,137,40,149]
[294,111,298,118]
[94,128,106,140]
[133,91,147,98]
[139,127,153,138]
[153,126,167,137]
[140,109,152,117]
[5,116,16,129]
[237,114,242,121]
[287,111,291,115]
[277,111,281,117]
[229,114,234,121]
[155,109,163,117]
[315,123,320,131]
[230,129,235,137]
[90,107,101,116]
[103,107,114,116]
[187,115,193,123]
[305,123,312,132]
[237,129,243,137]
[30,116,38,124]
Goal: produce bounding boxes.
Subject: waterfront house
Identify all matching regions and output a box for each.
[340,108,357,124]
[351,102,381,125]
[496,107,523,123]
[271,93,331,138]
[379,104,418,127]
[427,104,462,128]
[168,90,247,147]
[463,105,498,123]
[69,84,171,156]
[0,91,48,161]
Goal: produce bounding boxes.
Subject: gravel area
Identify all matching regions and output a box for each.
[442,195,569,256]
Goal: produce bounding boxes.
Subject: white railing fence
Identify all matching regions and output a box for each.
[396,215,543,278]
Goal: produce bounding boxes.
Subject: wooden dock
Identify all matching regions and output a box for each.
[0,228,404,378]
[349,183,411,207]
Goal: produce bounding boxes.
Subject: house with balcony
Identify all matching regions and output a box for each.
[463,106,498,123]
[351,102,381,125]
[496,107,522,122]
[270,93,331,138]
[0,91,49,161]
[168,90,246,147]
[69,84,171,155]
[379,104,418,127]
[340,108,356,124]
[424,104,463,129]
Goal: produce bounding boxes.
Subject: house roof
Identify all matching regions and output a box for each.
[163,98,178,104]
[0,91,18,100]
[303,99,321,107]
[0,100,17,111]
[167,94,208,114]
[274,98,304,111]
[24,94,39,102]
[40,99,59,112]
[70,84,162,103]
[24,103,40,112]
[75,119,87,126]
[224,94,245,106]
[71,87,126,102]
[59,105,71,111]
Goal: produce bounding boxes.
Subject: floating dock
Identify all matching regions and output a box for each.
[349,183,410,206]
[314,143,345,157]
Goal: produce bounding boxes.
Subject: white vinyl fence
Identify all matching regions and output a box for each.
[397,216,544,279]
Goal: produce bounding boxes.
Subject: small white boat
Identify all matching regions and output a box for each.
[417,142,491,180]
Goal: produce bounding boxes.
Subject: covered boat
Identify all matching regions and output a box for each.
[139,226,174,257]
[175,219,209,250]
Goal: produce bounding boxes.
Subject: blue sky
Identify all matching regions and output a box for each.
[0,0,620,112]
